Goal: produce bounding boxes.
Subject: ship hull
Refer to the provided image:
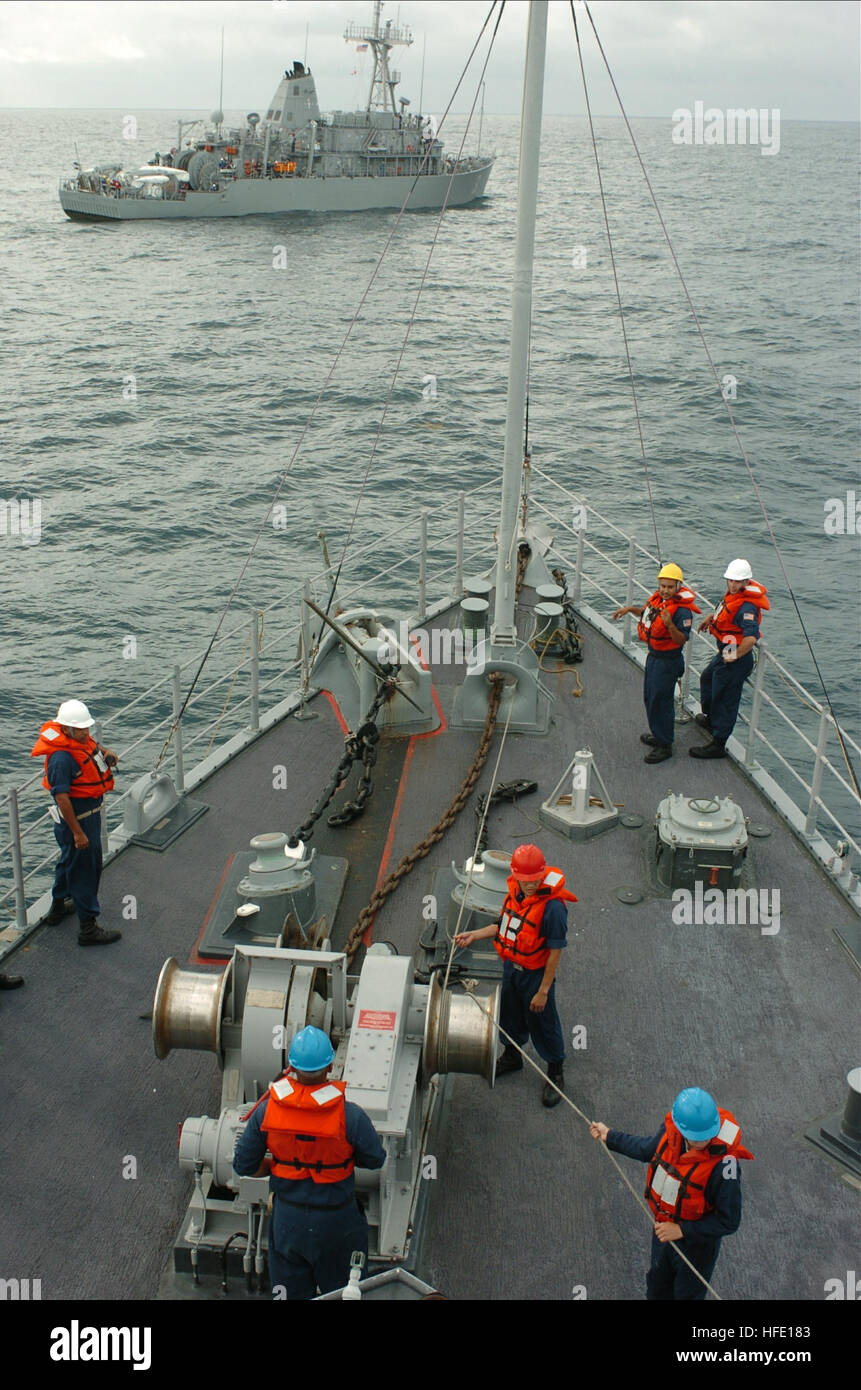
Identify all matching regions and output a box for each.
[59,162,494,221]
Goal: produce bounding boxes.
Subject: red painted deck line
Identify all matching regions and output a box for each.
[321,688,349,735]
[362,642,448,944]
[191,851,235,965]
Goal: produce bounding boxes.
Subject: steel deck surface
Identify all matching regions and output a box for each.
[0,602,857,1301]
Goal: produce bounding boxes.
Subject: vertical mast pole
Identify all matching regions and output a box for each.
[217,27,225,136]
[491,0,548,644]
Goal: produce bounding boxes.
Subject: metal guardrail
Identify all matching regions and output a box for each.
[2,471,859,940]
[528,464,861,898]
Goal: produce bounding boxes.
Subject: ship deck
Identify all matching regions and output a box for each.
[1,596,858,1302]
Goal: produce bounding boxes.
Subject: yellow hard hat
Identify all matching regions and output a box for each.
[657,563,684,582]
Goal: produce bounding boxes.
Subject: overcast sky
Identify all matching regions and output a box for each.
[0,1,858,118]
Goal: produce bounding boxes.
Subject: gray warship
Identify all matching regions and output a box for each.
[4,1,859,1314]
[58,2,493,222]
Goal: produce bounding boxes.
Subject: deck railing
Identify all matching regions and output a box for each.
[528,463,861,903]
[2,470,858,944]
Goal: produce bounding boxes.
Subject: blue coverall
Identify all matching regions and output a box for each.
[46,750,103,921]
[643,606,692,747]
[499,896,567,1065]
[607,1125,742,1300]
[699,602,761,744]
[233,1094,386,1300]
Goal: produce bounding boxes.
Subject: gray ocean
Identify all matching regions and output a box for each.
[1,108,859,847]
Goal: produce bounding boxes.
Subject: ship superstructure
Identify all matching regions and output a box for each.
[58,4,493,221]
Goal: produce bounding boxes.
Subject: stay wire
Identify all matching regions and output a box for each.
[582,0,859,799]
[317,2,506,643]
[154,3,502,767]
[569,2,661,562]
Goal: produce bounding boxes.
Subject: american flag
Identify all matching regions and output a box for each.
[356,43,368,51]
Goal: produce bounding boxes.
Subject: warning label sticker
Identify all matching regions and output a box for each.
[357,1009,397,1030]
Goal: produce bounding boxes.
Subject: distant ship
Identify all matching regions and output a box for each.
[58,2,494,222]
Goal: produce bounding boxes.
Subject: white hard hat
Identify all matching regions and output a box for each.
[56,699,95,729]
[723,558,753,581]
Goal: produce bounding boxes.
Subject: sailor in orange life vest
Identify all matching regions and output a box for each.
[612,563,700,764]
[233,1026,386,1300]
[590,1087,752,1300]
[454,843,575,1108]
[30,700,121,946]
[691,558,769,760]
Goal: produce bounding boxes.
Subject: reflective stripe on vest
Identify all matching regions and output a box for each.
[636,588,700,652]
[493,868,577,970]
[30,722,114,801]
[644,1108,753,1222]
[263,1075,355,1184]
[709,583,769,644]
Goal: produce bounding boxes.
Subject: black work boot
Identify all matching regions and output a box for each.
[78,917,122,947]
[542,1062,564,1108]
[644,744,672,763]
[495,1046,524,1076]
[689,741,727,760]
[694,712,713,734]
[43,896,75,926]
[0,972,24,989]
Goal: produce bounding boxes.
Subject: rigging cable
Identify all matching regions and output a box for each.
[153,2,504,769]
[569,1,661,563]
[579,0,860,799]
[316,2,507,650]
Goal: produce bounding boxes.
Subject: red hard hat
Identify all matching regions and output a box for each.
[510,843,546,876]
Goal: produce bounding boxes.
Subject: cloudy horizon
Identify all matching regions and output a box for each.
[0,1,858,120]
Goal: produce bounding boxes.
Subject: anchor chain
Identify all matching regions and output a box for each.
[341,544,533,963]
[550,567,584,663]
[344,673,505,965]
[287,679,392,847]
[474,779,538,859]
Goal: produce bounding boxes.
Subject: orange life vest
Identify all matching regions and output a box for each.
[645,1108,753,1222]
[707,582,769,647]
[262,1074,354,1184]
[637,588,701,651]
[494,868,577,970]
[30,722,114,801]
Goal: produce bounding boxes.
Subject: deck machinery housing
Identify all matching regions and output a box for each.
[153,894,500,1285]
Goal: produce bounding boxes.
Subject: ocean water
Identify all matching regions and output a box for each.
[1,108,859,851]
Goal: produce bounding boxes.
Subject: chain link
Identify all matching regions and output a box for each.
[342,544,534,965]
[549,567,584,663]
[287,679,392,847]
[343,673,505,964]
[474,779,538,859]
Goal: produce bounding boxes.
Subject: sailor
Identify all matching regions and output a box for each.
[233,1026,386,1301]
[30,700,121,946]
[612,563,700,763]
[454,843,575,1108]
[691,558,769,760]
[590,1087,752,1300]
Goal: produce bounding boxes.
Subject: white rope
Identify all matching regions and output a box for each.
[441,691,516,994]
[458,984,723,1300]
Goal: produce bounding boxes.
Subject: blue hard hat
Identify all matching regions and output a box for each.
[672,1087,720,1142]
[288,1026,335,1072]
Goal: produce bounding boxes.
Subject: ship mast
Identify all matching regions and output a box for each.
[344,1,413,114]
[492,0,547,645]
[455,1,552,736]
